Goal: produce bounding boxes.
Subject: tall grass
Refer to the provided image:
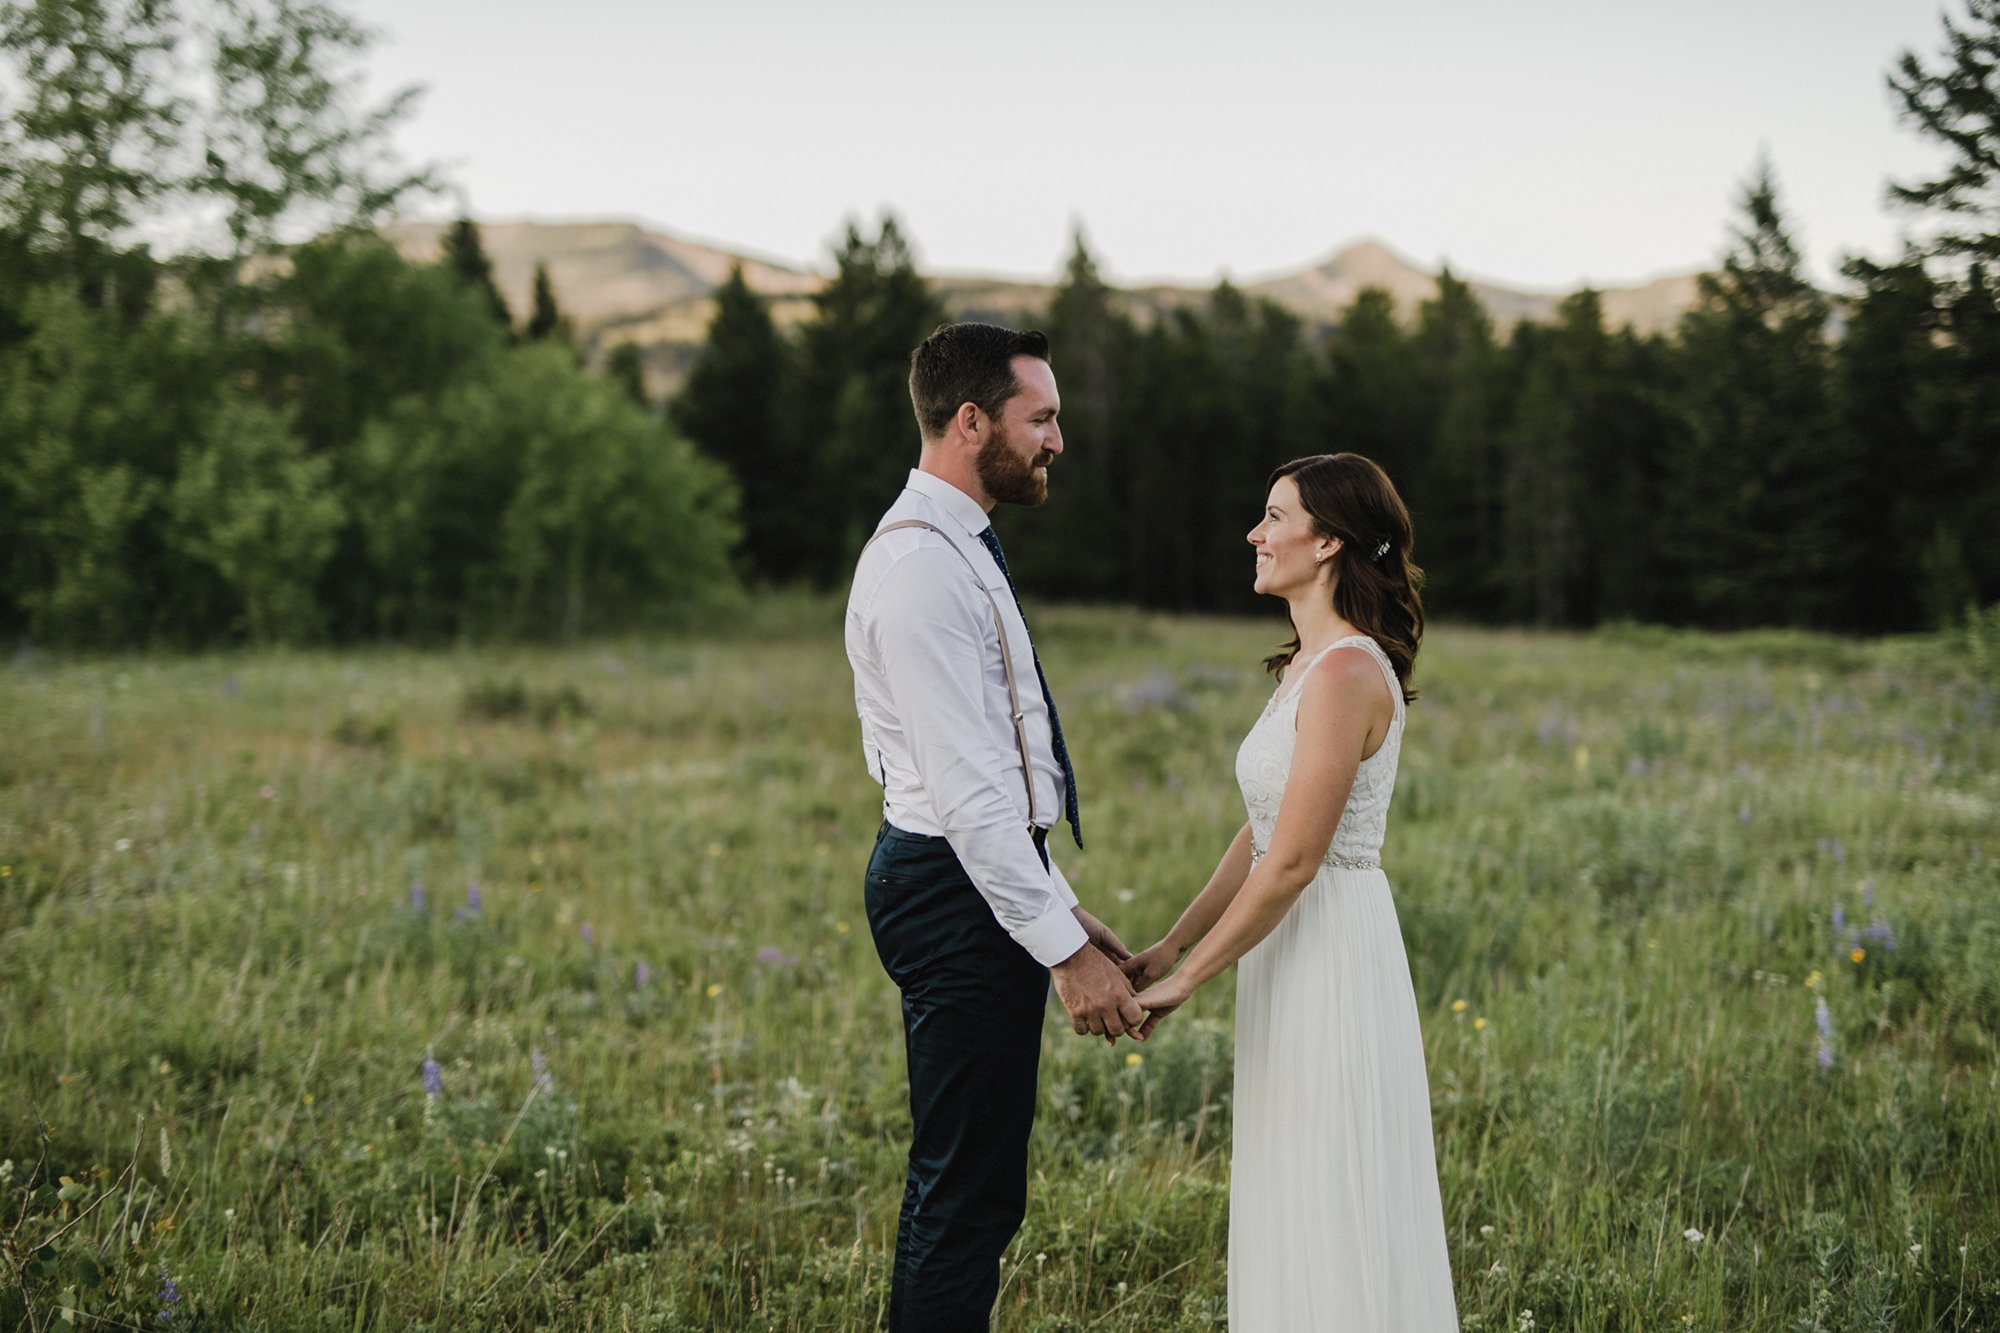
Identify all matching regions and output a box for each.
[1,607,1995,1330]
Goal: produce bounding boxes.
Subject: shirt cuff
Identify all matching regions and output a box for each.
[1011,899,1090,967]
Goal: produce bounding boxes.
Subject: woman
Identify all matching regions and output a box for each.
[1125,453,1458,1332]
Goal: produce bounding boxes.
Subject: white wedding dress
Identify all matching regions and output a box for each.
[1229,635,1459,1331]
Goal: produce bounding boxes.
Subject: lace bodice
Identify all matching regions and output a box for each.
[1235,635,1405,871]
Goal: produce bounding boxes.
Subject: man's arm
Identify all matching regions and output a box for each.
[870,548,1142,1037]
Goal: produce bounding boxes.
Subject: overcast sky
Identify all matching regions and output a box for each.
[347,0,1960,291]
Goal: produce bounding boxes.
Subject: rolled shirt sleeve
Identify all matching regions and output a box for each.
[869,549,1089,967]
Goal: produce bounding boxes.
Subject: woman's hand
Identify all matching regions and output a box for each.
[1131,975,1194,1040]
[1120,941,1181,993]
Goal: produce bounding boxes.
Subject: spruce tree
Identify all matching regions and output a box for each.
[672,263,791,577]
[1412,270,1504,617]
[526,263,569,343]
[788,217,946,580]
[442,218,512,330]
[1889,0,2000,263]
[1664,163,1852,627]
[992,231,1133,600]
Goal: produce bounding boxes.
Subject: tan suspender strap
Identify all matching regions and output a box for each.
[863,519,1040,827]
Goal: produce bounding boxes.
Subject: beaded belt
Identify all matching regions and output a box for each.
[1249,845,1381,872]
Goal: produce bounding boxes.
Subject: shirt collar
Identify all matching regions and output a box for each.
[904,468,993,539]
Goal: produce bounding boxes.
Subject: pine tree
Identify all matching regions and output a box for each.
[1889,0,2000,263]
[1411,270,1504,617]
[442,219,512,330]
[604,342,648,408]
[1664,162,1852,627]
[525,263,569,343]
[788,216,946,580]
[672,263,791,577]
[992,231,1133,599]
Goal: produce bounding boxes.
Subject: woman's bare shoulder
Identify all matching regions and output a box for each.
[1296,644,1395,717]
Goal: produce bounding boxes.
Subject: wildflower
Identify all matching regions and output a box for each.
[634,961,652,989]
[707,984,722,997]
[410,882,426,912]
[1850,948,1865,964]
[1573,745,1589,771]
[158,1061,171,1075]
[422,1057,444,1099]
[1832,840,1846,863]
[581,922,594,946]
[260,785,275,800]
[156,1261,179,1324]
[1518,1311,1535,1332]
[708,843,723,858]
[1452,999,1467,1012]
[785,953,799,967]
[1806,970,1821,990]
[1126,1052,1144,1066]
[835,921,850,934]
[532,1048,553,1093]
[1479,1225,1495,1236]
[1862,880,1874,909]
[1830,901,1845,933]
[1910,1243,1922,1257]
[1474,1018,1487,1030]
[1684,1228,1704,1244]
[1863,920,1897,952]
[1738,804,1752,823]
[465,883,482,916]
[115,838,132,852]
[1815,997,1834,1069]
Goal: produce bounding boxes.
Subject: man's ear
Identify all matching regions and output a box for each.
[954,400,982,443]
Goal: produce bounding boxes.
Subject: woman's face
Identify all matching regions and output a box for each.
[1249,475,1336,596]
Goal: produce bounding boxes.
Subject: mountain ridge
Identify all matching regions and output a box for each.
[382,221,1702,396]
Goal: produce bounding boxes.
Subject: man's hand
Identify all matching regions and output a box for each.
[1072,906,1131,964]
[1120,940,1180,993]
[1051,942,1147,1043]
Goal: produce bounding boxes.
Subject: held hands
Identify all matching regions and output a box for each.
[1051,942,1147,1043]
[1119,941,1194,1041]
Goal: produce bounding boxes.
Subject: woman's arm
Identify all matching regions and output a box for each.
[1134,649,1390,1015]
[1121,822,1255,992]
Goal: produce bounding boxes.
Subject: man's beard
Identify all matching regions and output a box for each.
[975,423,1053,507]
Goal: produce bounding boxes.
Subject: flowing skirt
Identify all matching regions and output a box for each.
[1229,865,1459,1332]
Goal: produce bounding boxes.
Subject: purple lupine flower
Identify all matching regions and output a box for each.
[1864,920,1898,952]
[1832,840,1846,863]
[634,961,652,989]
[410,882,426,912]
[757,945,783,965]
[580,922,594,946]
[422,1057,444,1098]
[1862,880,1875,909]
[1814,998,1835,1069]
[532,1048,553,1093]
[1831,901,1845,933]
[156,1261,179,1324]
[466,882,482,915]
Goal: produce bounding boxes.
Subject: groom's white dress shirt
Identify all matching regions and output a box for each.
[845,469,1088,967]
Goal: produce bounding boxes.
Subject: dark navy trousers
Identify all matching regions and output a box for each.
[864,822,1050,1333]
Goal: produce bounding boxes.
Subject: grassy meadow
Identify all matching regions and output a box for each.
[2,601,1997,1331]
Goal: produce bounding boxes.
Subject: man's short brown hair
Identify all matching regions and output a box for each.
[908,323,1051,440]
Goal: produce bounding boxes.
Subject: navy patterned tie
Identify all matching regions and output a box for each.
[975,526,1083,848]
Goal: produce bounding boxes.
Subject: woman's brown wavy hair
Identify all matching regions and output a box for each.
[1262,453,1426,704]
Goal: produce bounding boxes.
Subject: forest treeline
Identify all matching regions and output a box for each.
[3,0,1998,647]
[686,172,1998,634]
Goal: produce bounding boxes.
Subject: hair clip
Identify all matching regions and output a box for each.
[1373,540,1390,560]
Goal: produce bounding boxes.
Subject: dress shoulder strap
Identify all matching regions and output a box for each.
[862,519,1038,825]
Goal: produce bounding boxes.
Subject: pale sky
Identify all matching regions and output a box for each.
[348,0,1961,291]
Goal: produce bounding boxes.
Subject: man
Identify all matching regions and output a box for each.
[845,322,1145,1332]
